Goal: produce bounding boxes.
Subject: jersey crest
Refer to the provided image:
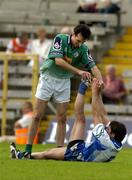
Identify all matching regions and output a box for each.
[53,36,62,50]
[73,51,79,58]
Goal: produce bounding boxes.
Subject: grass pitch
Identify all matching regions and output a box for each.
[0,143,132,180]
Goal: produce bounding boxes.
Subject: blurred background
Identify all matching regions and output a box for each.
[0,0,132,147]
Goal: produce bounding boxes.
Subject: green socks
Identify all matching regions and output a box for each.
[25,144,32,153]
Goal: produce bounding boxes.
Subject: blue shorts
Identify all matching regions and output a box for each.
[64,140,85,161]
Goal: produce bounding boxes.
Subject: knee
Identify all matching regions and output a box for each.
[57,113,67,124]
[42,150,50,159]
[75,112,86,124]
[33,113,42,122]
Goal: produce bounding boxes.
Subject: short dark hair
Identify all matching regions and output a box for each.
[110,121,127,143]
[73,24,91,40]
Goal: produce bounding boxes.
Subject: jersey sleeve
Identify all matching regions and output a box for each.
[92,123,111,146]
[81,46,96,70]
[48,34,64,59]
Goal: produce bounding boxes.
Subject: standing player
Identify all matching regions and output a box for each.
[22,24,104,157]
[11,78,126,162]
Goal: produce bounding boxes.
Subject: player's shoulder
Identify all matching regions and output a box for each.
[52,34,69,50]
[53,34,69,47]
[93,123,105,132]
[92,123,106,137]
[54,34,69,40]
[80,43,89,51]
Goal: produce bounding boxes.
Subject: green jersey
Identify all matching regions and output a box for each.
[40,34,96,79]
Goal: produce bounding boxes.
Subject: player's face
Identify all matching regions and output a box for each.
[71,33,86,47]
[106,125,115,139]
[105,125,111,135]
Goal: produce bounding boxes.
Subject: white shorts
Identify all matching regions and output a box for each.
[35,73,71,103]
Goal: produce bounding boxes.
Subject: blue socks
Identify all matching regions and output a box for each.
[78,82,88,95]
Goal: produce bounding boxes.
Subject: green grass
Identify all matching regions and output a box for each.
[0,143,132,180]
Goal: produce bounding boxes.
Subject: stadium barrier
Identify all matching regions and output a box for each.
[0,53,39,136]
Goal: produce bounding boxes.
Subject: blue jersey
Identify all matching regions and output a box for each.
[64,123,122,162]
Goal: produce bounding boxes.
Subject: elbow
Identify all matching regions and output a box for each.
[91,65,97,70]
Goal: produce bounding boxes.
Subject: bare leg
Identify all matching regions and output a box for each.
[31,147,66,160]
[56,102,68,147]
[27,98,48,144]
[69,93,85,141]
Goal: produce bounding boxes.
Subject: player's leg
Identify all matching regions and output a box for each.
[24,73,53,154]
[54,78,70,147]
[69,93,85,141]
[56,102,69,147]
[31,147,66,160]
[10,142,66,160]
[64,82,89,161]
[25,98,48,153]
[69,80,90,141]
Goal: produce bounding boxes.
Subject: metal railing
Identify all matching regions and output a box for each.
[0,53,39,136]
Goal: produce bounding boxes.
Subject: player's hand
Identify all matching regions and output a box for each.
[79,70,91,80]
[98,80,104,89]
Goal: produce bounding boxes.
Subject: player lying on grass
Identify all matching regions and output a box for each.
[10,78,126,162]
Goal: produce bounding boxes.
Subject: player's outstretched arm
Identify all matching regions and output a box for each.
[91,78,110,126]
[91,66,104,88]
